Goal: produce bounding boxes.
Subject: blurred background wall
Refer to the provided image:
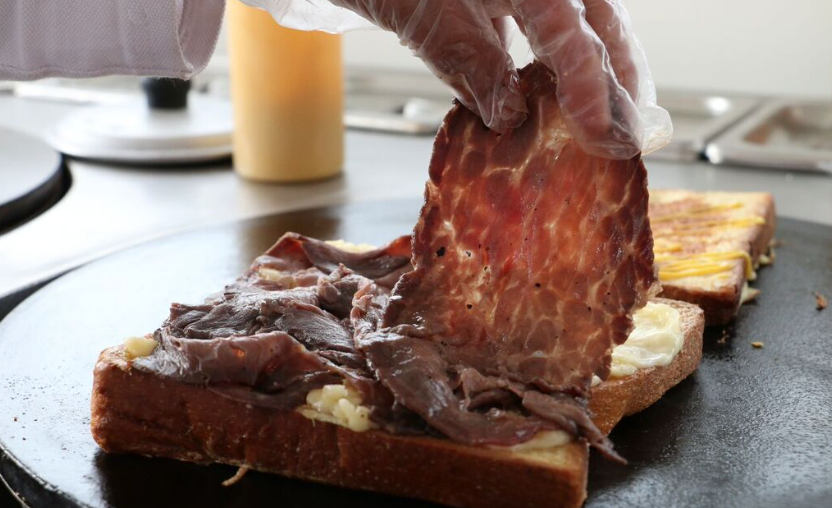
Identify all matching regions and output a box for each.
[216,0,832,99]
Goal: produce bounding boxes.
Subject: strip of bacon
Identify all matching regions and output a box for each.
[359,63,656,458]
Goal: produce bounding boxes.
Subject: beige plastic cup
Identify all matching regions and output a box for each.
[228,1,344,182]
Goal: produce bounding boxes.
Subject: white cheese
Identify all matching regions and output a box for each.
[123,336,157,359]
[608,302,684,378]
[258,267,297,287]
[504,430,572,452]
[298,384,377,432]
[325,239,376,253]
[740,281,761,304]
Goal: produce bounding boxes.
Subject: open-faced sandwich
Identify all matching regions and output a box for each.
[649,190,776,324]
[92,63,713,508]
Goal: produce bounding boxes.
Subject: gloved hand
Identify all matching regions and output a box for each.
[245,0,671,159]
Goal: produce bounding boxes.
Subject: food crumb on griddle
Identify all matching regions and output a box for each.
[814,291,827,311]
[717,329,729,345]
[751,342,764,349]
[222,465,250,487]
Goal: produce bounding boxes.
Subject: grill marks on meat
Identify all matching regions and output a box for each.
[134,235,411,412]
[359,63,656,459]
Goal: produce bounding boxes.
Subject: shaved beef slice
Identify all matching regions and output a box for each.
[255,233,411,289]
[135,236,411,414]
[360,63,656,457]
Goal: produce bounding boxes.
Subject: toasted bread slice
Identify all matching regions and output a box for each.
[92,347,589,508]
[649,190,776,325]
[90,300,704,508]
[589,299,704,435]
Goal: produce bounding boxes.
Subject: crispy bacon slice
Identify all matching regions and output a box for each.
[359,63,656,458]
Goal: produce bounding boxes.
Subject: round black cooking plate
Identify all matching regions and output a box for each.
[0,200,830,508]
[0,128,68,235]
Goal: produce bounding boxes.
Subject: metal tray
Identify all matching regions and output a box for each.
[647,91,759,161]
[706,100,832,174]
[344,85,764,144]
[344,68,451,135]
[1,200,832,508]
[344,94,450,135]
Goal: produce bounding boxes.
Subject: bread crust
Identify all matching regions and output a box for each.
[589,299,704,434]
[92,350,587,508]
[90,299,705,508]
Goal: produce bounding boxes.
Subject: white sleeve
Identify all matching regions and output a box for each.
[0,0,224,81]
[241,0,373,33]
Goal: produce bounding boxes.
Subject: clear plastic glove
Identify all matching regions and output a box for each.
[245,0,672,159]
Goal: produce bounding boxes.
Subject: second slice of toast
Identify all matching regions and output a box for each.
[649,190,776,325]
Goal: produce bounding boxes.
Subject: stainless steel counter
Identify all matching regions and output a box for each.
[1,94,830,301]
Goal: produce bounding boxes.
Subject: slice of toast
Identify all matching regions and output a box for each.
[92,347,589,508]
[90,300,703,508]
[589,299,704,435]
[649,190,776,325]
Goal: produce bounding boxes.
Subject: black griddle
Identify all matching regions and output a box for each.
[0,200,830,508]
[0,128,68,235]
